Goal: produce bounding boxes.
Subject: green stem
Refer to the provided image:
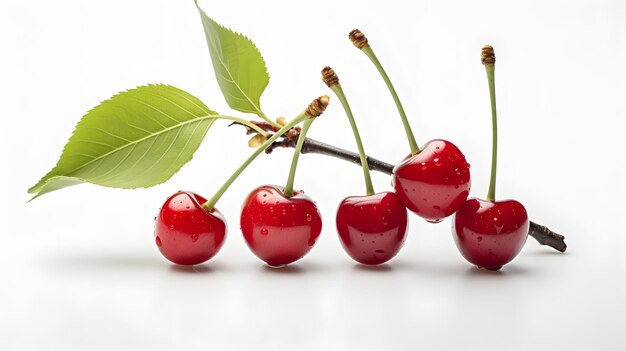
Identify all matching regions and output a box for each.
[258,111,282,129]
[284,118,314,197]
[361,46,420,155]
[215,115,269,136]
[202,113,308,211]
[330,84,375,196]
[485,65,498,202]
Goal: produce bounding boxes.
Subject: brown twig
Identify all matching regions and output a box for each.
[230,122,567,252]
[528,221,567,252]
[301,138,393,174]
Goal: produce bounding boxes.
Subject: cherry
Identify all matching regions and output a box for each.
[238,97,328,267]
[453,198,528,270]
[336,192,408,265]
[392,140,471,222]
[151,98,327,266]
[322,67,409,265]
[154,191,227,265]
[452,45,528,270]
[348,30,470,222]
[240,185,322,267]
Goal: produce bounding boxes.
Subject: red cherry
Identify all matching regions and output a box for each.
[336,192,408,265]
[240,185,322,267]
[392,139,471,223]
[154,191,227,265]
[452,198,529,270]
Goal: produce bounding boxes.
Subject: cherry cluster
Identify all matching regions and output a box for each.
[155,33,529,271]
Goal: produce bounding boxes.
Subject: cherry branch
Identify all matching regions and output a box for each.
[231,123,567,252]
[302,138,394,174]
[301,137,567,252]
[527,222,567,252]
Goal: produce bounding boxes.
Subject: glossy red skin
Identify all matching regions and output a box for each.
[336,192,408,265]
[452,198,529,270]
[392,139,471,223]
[240,185,322,267]
[154,191,227,265]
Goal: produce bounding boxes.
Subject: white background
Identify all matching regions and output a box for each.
[1,0,625,349]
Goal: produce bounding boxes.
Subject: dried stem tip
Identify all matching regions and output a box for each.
[481,45,496,66]
[321,66,339,87]
[306,95,330,117]
[349,29,369,49]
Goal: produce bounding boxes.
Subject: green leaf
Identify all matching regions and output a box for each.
[28,84,218,199]
[195,0,269,117]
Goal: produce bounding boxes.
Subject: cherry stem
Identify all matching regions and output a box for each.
[284,118,314,197]
[361,46,420,155]
[330,83,375,196]
[202,113,308,211]
[485,64,498,202]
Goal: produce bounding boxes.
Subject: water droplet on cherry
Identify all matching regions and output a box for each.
[155,236,162,246]
[260,228,269,235]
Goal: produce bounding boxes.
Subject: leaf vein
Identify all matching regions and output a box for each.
[62,116,215,179]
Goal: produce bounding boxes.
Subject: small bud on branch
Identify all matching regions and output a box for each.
[306,95,330,117]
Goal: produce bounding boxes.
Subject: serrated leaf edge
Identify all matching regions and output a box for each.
[194,0,270,116]
[28,84,218,197]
